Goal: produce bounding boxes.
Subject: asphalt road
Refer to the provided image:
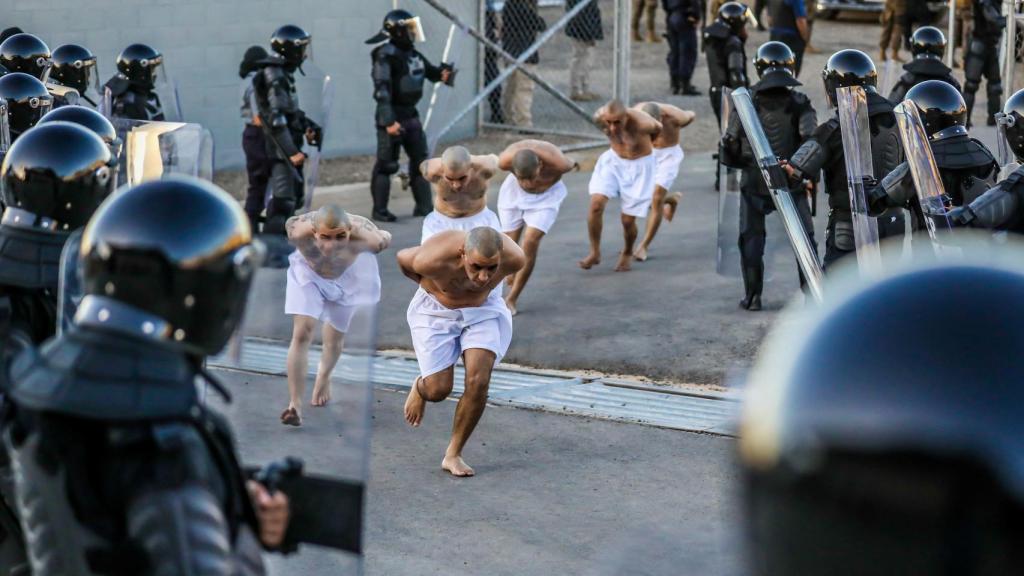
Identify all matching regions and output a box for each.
[213,369,743,576]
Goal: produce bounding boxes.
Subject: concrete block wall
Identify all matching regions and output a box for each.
[4,0,480,169]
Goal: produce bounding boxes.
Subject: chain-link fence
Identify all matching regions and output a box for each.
[414,0,631,152]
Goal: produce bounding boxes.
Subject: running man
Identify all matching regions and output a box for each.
[631,101,695,261]
[398,227,525,477]
[581,100,662,272]
[421,146,502,243]
[497,139,578,315]
[281,204,392,426]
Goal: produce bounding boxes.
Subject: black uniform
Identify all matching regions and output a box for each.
[663,0,702,94]
[369,41,450,218]
[789,89,904,270]
[721,71,817,302]
[252,55,316,234]
[947,164,1024,233]
[868,127,998,228]
[703,20,748,125]
[888,56,962,104]
[104,77,164,121]
[963,0,1006,126]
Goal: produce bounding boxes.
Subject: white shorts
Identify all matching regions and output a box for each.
[420,207,502,244]
[284,250,381,332]
[588,149,658,218]
[653,145,685,191]
[406,287,514,377]
[497,174,568,234]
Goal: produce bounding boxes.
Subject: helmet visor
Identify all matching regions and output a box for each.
[399,16,427,43]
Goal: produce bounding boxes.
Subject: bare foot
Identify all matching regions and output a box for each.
[504,296,518,316]
[442,454,475,477]
[404,377,426,427]
[578,252,601,270]
[280,406,301,427]
[311,377,331,406]
[633,245,649,262]
[663,193,681,222]
[614,252,633,272]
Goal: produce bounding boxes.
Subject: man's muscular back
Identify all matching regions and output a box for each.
[498,139,577,193]
[634,102,696,149]
[287,209,391,279]
[422,147,499,218]
[595,101,662,160]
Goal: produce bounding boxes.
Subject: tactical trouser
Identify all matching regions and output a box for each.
[242,124,272,234]
[740,189,817,297]
[963,38,1003,127]
[263,160,303,235]
[711,85,724,127]
[665,12,698,88]
[632,0,658,38]
[370,115,432,216]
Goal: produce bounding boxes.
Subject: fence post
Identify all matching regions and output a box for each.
[614,0,631,104]
[1003,0,1018,94]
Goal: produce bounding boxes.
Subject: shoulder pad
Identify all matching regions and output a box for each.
[0,225,67,290]
[104,74,130,97]
[373,43,400,59]
[931,136,997,170]
[814,117,840,142]
[704,23,730,39]
[8,327,198,420]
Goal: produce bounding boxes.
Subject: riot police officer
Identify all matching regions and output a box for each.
[663,0,703,95]
[739,256,1024,575]
[704,2,749,126]
[786,49,904,270]
[940,88,1024,233]
[50,44,99,107]
[888,26,961,103]
[367,9,456,222]
[962,0,1005,127]
[868,80,998,230]
[721,42,817,310]
[252,25,321,235]
[2,176,293,575]
[0,122,118,574]
[0,72,53,143]
[103,43,169,121]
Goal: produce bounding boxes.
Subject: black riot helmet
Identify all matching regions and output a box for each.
[1,122,115,232]
[718,2,749,34]
[754,41,796,79]
[740,259,1024,575]
[366,9,425,48]
[909,26,946,60]
[115,43,162,87]
[998,88,1024,161]
[822,49,877,108]
[50,44,98,96]
[905,79,968,139]
[0,33,51,82]
[80,177,262,356]
[270,25,311,69]
[0,72,53,139]
[38,105,122,159]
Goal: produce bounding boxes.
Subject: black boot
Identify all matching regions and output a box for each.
[740,265,764,311]
[671,77,681,95]
[681,82,701,96]
[371,172,397,221]
[411,178,434,217]
[372,209,397,222]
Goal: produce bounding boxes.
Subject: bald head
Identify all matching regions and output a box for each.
[511,149,540,180]
[313,204,350,233]
[464,227,503,259]
[606,99,627,116]
[442,146,472,173]
[641,102,662,120]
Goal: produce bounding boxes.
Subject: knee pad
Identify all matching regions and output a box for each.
[963,79,980,94]
[832,219,855,251]
[375,159,400,175]
[989,82,1004,98]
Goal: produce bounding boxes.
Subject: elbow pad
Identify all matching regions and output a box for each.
[966,184,1020,228]
[789,140,826,178]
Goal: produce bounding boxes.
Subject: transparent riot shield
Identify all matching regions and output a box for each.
[294,65,334,211]
[209,213,383,572]
[731,88,825,302]
[994,111,1021,180]
[893,100,956,246]
[112,119,214,185]
[836,86,883,277]
[152,62,183,122]
[716,88,743,277]
[879,59,899,98]
[0,99,10,156]
[56,229,83,337]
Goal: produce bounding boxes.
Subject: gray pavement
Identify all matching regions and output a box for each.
[212,368,742,575]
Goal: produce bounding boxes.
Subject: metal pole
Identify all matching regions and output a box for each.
[1003,0,1017,95]
[477,0,486,135]
[422,0,600,144]
[614,0,631,103]
[423,24,457,133]
[946,0,956,68]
